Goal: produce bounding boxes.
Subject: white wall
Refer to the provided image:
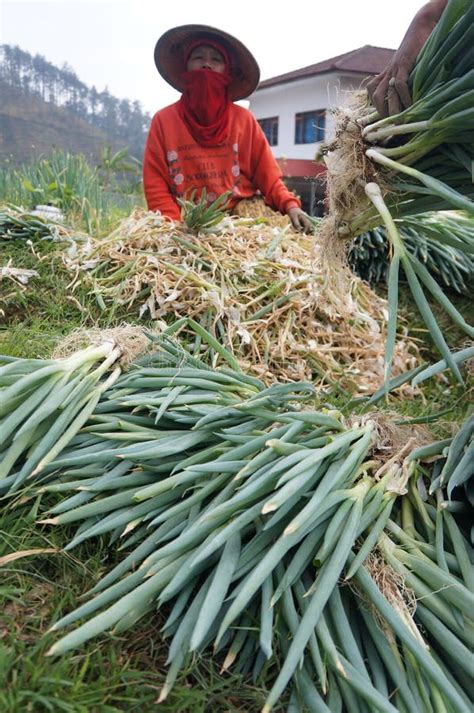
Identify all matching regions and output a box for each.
[248,73,367,160]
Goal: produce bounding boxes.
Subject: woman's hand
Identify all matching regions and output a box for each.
[366,0,447,118]
[288,207,313,233]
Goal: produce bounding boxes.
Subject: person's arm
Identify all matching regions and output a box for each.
[143,114,182,221]
[366,0,448,117]
[249,118,313,232]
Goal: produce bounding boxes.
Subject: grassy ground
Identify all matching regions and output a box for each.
[0,233,146,358]
[0,510,275,713]
[1,501,281,713]
[0,226,472,713]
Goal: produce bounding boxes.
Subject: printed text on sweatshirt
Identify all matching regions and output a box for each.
[143,102,300,221]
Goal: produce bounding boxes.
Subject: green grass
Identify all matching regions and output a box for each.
[0,240,95,355]
[0,234,151,359]
[0,506,283,713]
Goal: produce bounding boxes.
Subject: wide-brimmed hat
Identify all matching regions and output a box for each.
[154,24,260,101]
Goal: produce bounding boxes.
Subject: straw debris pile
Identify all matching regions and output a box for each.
[64,209,419,392]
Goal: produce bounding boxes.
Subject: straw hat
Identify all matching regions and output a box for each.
[154,24,260,101]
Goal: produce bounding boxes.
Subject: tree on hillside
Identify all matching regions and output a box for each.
[0,44,150,159]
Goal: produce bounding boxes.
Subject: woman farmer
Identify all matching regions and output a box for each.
[143,25,312,232]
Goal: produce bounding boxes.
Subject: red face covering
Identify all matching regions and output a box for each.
[177,40,232,147]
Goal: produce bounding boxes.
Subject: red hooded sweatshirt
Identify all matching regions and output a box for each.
[143,101,301,221]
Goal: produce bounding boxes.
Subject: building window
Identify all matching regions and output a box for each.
[258,116,279,146]
[295,110,325,144]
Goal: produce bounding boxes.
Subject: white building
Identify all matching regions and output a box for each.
[248,45,394,213]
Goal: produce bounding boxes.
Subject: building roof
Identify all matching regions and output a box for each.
[257,45,395,90]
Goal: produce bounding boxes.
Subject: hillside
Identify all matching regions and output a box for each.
[0,80,116,165]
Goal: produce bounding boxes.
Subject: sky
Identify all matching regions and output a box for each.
[0,0,428,116]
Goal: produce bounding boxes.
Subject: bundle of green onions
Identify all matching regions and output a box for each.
[321,0,473,384]
[348,212,473,295]
[363,182,472,384]
[428,413,473,506]
[178,188,232,233]
[9,337,467,712]
[0,335,127,499]
[0,206,63,241]
[328,0,474,236]
[359,0,474,222]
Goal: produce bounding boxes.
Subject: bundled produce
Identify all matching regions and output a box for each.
[63,209,419,392]
[359,0,474,222]
[325,0,473,235]
[428,412,473,504]
[0,205,67,241]
[320,0,473,381]
[178,188,234,233]
[0,327,155,499]
[0,333,466,712]
[348,212,474,295]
